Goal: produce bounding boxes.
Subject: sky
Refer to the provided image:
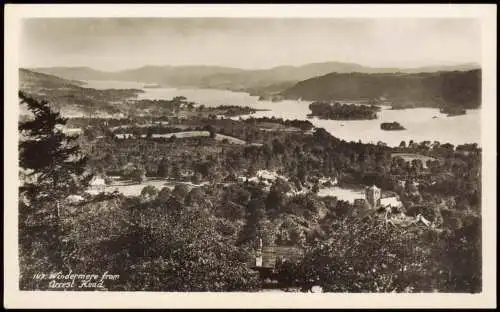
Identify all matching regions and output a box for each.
[20,18,481,71]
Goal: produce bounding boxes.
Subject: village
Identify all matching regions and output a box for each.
[46,97,479,295]
[13,13,486,300]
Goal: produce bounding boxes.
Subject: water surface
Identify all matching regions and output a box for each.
[83,80,481,147]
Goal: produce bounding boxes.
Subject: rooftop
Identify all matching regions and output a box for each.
[367,184,380,191]
[256,246,305,269]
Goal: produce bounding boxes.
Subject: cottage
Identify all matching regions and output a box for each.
[62,127,83,136]
[180,169,194,179]
[87,175,106,195]
[380,196,403,209]
[416,214,432,227]
[256,170,288,183]
[365,185,381,209]
[66,194,84,203]
[387,213,432,228]
[251,238,304,280]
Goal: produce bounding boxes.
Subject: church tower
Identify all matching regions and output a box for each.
[366,185,381,209]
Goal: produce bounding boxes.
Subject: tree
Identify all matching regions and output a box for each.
[265,178,291,213]
[19,92,88,202]
[191,172,202,185]
[141,185,159,200]
[18,92,88,289]
[311,182,320,194]
[130,168,146,183]
[295,219,436,292]
[123,207,260,291]
[168,135,177,143]
[432,215,481,293]
[185,187,208,209]
[157,159,169,178]
[172,96,187,102]
[171,163,181,180]
[238,199,267,245]
[157,187,172,202]
[205,125,216,139]
[171,184,190,202]
[146,127,154,139]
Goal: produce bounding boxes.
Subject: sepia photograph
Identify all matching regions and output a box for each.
[4,4,497,309]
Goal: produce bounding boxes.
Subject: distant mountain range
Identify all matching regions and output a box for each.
[28,61,480,95]
[24,61,481,111]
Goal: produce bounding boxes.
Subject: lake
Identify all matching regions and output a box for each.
[83,80,481,147]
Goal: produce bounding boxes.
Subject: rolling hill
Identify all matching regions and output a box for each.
[19,68,144,115]
[280,69,482,109]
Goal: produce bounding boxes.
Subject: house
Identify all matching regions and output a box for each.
[416,213,432,227]
[387,213,432,228]
[65,194,84,203]
[353,189,403,219]
[251,238,305,280]
[115,133,134,140]
[365,185,381,209]
[318,176,338,186]
[380,196,403,209]
[256,170,288,184]
[180,169,194,179]
[397,180,406,189]
[87,175,106,195]
[153,121,169,126]
[62,127,83,136]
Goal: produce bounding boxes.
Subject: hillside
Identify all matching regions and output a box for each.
[27,66,115,81]
[281,69,482,109]
[19,68,144,115]
[29,62,480,97]
[30,65,244,87]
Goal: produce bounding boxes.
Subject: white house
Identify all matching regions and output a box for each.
[87,175,106,195]
[416,214,432,227]
[66,194,85,203]
[380,196,403,209]
[256,170,288,183]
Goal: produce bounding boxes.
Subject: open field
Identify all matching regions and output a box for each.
[114,130,247,144]
[103,178,209,197]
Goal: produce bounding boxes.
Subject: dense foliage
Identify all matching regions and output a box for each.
[282,70,481,109]
[18,93,482,293]
[308,101,380,120]
[19,69,143,114]
[18,92,89,289]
